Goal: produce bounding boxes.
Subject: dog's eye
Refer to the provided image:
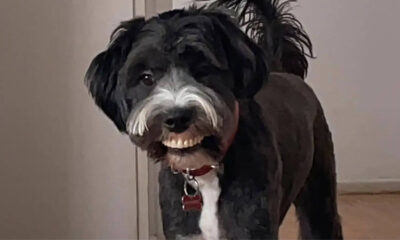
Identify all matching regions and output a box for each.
[139,72,154,86]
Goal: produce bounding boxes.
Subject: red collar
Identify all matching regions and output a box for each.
[181,165,218,177]
[222,101,239,154]
[171,101,239,177]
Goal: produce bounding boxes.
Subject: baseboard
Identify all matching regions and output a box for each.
[338,179,400,194]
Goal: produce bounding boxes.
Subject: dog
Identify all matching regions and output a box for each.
[85,0,343,239]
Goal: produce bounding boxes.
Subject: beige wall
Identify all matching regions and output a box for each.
[0,0,137,238]
[173,0,194,8]
[294,1,400,183]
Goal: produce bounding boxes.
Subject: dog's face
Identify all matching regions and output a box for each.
[85,9,267,170]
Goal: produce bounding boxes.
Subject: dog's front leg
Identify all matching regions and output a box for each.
[219,180,280,240]
[217,101,281,239]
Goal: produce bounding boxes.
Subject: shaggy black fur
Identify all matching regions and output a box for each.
[214,0,313,77]
[85,0,343,239]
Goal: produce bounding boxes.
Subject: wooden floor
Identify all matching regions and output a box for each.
[279,193,400,239]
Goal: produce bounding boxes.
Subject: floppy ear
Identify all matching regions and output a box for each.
[85,18,145,132]
[208,12,268,98]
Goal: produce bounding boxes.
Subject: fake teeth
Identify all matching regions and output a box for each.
[162,136,204,149]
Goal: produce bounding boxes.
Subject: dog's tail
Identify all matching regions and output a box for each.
[215,0,313,78]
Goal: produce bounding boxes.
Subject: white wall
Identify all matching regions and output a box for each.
[294,1,400,183]
[0,0,137,238]
[173,0,195,8]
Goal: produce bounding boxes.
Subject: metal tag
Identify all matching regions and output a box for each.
[182,176,202,211]
[182,194,203,211]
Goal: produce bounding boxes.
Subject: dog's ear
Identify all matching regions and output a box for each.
[208,13,268,98]
[85,18,145,132]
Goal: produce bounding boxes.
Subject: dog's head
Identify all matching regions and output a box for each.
[85,9,267,170]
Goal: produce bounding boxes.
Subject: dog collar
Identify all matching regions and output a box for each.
[181,165,218,177]
[222,100,239,154]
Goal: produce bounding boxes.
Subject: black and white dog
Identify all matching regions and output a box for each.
[85,0,343,239]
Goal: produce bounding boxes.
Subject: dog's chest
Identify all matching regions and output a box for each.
[190,171,221,240]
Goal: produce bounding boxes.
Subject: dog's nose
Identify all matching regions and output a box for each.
[164,108,194,133]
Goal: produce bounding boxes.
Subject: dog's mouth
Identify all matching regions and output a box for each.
[162,135,204,150]
[155,132,220,170]
[161,133,219,154]
[136,125,222,170]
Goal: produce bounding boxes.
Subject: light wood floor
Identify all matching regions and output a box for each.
[279,193,400,239]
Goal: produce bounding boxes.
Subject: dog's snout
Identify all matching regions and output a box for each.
[164,108,195,133]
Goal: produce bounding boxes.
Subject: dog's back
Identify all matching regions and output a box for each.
[218,1,343,238]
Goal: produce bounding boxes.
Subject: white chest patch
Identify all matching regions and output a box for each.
[191,171,221,240]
